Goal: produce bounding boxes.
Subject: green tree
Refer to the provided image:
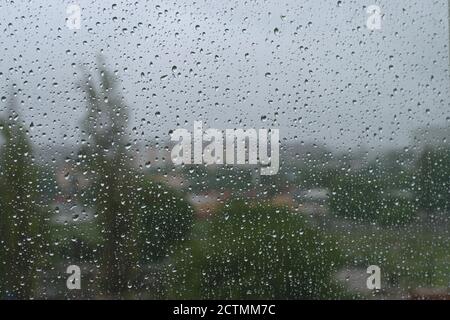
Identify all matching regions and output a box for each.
[78,59,139,297]
[167,201,347,299]
[79,58,193,297]
[416,146,450,213]
[329,171,417,226]
[415,146,450,286]
[135,180,193,263]
[0,95,48,299]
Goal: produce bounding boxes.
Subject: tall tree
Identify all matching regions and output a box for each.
[79,59,138,297]
[0,94,47,299]
[79,58,194,298]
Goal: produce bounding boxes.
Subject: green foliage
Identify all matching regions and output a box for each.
[416,146,450,213]
[375,197,417,226]
[167,201,348,299]
[77,58,193,297]
[78,59,137,297]
[135,180,193,263]
[0,97,48,299]
[329,172,417,226]
[50,221,102,264]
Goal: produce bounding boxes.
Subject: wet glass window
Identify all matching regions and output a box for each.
[0,0,449,300]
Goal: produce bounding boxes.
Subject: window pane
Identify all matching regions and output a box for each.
[0,0,449,300]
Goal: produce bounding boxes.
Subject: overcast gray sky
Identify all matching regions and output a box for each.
[0,0,449,152]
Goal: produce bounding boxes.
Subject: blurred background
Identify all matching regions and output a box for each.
[0,0,450,299]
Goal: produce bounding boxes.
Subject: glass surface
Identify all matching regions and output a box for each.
[0,0,449,299]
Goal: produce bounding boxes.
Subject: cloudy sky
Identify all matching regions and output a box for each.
[0,0,449,152]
